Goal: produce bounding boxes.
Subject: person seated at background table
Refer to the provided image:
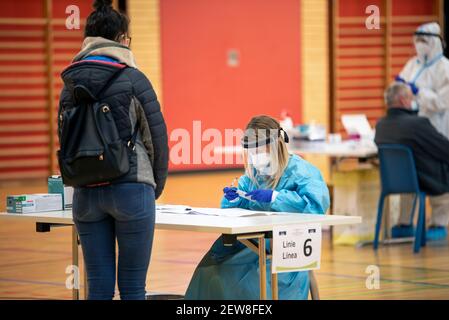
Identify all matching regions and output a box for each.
[375,82,449,241]
[185,115,330,300]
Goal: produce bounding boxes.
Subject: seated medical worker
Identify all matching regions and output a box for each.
[185,115,330,300]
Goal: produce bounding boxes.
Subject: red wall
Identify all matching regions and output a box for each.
[392,0,434,16]
[0,1,92,180]
[161,0,302,171]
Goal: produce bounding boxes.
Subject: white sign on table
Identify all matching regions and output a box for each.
[272,224,322,274]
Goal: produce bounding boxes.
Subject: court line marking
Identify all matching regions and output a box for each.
[0,277,76,288]
[317,272,449,289]
[321,258,449,273]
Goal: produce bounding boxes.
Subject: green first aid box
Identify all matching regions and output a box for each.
[48,175,73,210]
[7,194,62,214]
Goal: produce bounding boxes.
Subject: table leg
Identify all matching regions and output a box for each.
[270,272,278,300]
[237,234,270,300]
[270,240,278,300]
[71,226,79,300]
[258,235,267,300]
[309,270,320,300]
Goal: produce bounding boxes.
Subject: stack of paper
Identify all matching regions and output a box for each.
[156,205,291,217]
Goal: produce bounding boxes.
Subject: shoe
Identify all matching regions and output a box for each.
[426,226,448,241]
[391,224,415,238]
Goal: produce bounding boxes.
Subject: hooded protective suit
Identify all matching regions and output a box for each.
[399,22,449,138]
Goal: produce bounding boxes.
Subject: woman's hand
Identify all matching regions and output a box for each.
[245,189,273,203]
[223,187,239,201]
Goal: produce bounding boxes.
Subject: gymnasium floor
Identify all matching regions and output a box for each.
[1,171,449,300]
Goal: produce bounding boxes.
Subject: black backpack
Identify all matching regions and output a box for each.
[57,67,138,187]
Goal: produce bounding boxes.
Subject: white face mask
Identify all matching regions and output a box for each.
[249,152,271,173]
[411,100,419,111]
[415,42,432,60]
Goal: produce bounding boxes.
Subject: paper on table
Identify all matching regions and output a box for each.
[156,204,192,214]
[341,114,374,138]
[157,205,293,217]
[189,207,286,217]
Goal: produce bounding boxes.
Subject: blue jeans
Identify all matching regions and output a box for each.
[73,183,155,300]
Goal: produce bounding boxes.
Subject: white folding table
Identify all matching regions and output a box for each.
[0,209,360,300]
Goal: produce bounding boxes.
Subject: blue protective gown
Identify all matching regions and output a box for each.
[185,154,330,300]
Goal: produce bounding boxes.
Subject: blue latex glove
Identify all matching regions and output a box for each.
[223,187,239,201]
[245,189,273,203]
[409,82,419,95]
[395,75,419,95]
[395,75,406,83]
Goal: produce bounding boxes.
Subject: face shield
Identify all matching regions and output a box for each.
[414,34,435,59]
[413,23,444,62]
[241,128,286,177]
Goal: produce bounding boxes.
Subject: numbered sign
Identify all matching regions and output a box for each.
[272,224,322,274]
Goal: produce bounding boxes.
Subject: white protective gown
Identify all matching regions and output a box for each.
[399,22,449,138]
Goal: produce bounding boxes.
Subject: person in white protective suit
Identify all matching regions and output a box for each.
[398,22,449,136]
[393,22,449,241]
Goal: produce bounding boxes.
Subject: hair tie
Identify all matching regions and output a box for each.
[279,128,290,143]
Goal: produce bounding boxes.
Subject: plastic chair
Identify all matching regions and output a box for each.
[374,144,426,253]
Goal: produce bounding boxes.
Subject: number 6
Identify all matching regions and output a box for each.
[304,238,312,257]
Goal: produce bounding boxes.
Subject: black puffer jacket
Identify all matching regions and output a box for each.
[58,58,169,199]
[375,108,449,195]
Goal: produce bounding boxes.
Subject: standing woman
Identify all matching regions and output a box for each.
[58,0,169,299]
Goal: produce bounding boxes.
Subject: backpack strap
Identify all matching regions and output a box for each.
[96,65,127,99]
[95,66,139,151]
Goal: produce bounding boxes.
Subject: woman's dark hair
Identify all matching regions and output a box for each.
[84,0,129,41]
